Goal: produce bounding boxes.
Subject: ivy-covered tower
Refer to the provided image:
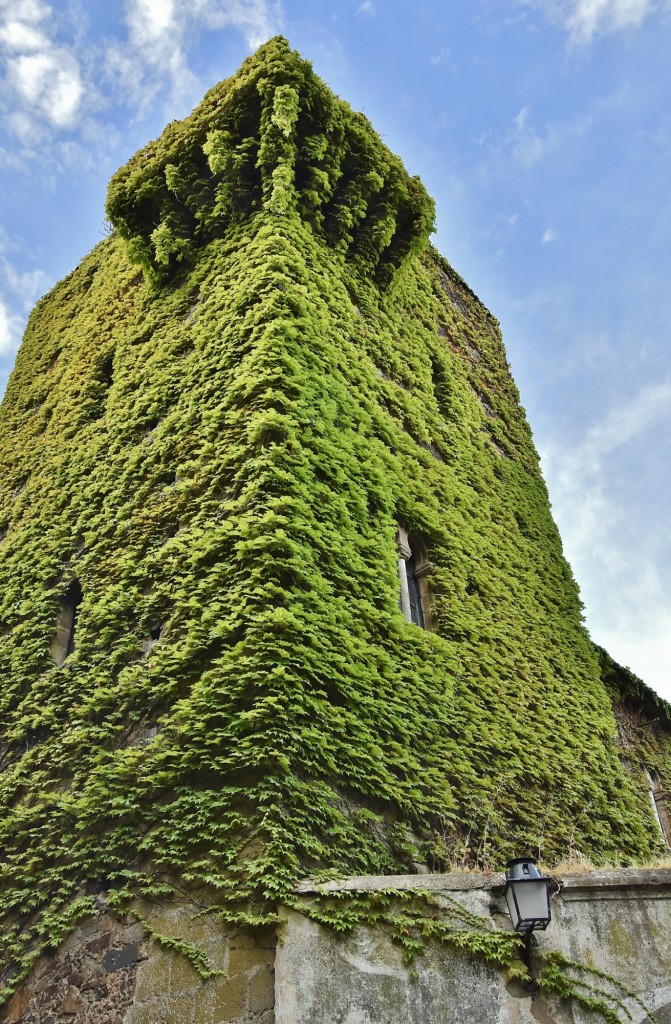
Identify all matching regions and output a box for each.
[1,37,670,996]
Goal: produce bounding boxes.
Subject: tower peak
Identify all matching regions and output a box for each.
[106,37,435,289]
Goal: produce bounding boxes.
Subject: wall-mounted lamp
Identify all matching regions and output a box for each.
[503,857,553,992]
[503,857,552,932]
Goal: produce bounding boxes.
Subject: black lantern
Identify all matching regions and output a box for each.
[503,857,552,932]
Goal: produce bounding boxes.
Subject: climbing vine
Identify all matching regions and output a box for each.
[0,35,669,1005]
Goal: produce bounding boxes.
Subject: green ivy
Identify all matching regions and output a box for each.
[0,35,668,1004]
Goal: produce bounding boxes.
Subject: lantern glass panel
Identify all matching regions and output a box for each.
[506,879,550,929]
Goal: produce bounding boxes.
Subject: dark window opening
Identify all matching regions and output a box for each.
[51,579,83,667]
[142,620,165,656]
[98,352,114,387]
[149,622,164,641]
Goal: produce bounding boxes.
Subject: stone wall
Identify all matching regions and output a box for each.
[4,869,671,1023]
[1,902,275,1024]
[1,908,147,1024]
[278,869,671,1024]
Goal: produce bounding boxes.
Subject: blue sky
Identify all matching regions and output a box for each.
[1,0,670,698]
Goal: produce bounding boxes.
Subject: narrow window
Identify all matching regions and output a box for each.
[406,553,425,628]
[142,620,165,656]
[396,527,434,629]
[645,767,671,846]
[51,580,83,667]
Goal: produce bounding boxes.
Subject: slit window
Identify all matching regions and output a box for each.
[142,620,165,656]
[51,580,83,667]
[396,527,434,629]
[645,766,671,846]
[405,553,425,628]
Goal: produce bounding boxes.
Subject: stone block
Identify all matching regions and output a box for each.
[3,986,32,1022]
[226,929,256,951]
[247,965,275,1013]
[227,946,273,978]
[169,954,202,994]
[103,944,142,972]
[124,996,167,1024]
[192,976,249,1023]
[59,985,83,1014]
[133,956,170,1001]
[33,972,57,995]
[255,1011,275,1024]
[61,915,99,949]
[122,923,147,945]
[85,932,112,955]
[163,993,197,1024]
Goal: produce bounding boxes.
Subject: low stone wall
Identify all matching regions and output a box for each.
[3,868,671,1023]
[277,868,671,1024]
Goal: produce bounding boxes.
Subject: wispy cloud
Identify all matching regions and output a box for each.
[566,0,652,43]
[430,46,450,66]
[2,260,49,309]
[540,380,671,696]
[0,0,84,135]
[106,0,282,110]
[541,227,557,242]
[507,106,558,168]
[357,1,376,16]
[520,0,654,44]
[0,297,20,356]
[0,234,50,357]
[494,86,631,174]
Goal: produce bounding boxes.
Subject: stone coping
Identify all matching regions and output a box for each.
[294,866,671,898]
[294,871,502,894]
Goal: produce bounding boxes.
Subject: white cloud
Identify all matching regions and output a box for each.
[541,228,557,242]
[106,0,282,110]
[2,261,49,307]
[574,380,671,467]
[0,0,84,131]
[357,1,376,15]
[540,380,671,699]
[0,247,50,361]
[9,50,83,127]
[521,0,654,43]
[0,18,45,51]
[566,0,652,42]
[0,298,21,356]
[1,0,283,145]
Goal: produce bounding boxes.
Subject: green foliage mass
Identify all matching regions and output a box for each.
[0,36,667,999]
[106,36,433,289]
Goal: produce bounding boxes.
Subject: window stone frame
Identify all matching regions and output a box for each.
[396,526,436,630]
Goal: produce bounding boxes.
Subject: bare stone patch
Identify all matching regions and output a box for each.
[0,911,147,1024]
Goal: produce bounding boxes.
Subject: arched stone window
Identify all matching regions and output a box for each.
[396,527,434,629]
[51,580,83,667]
